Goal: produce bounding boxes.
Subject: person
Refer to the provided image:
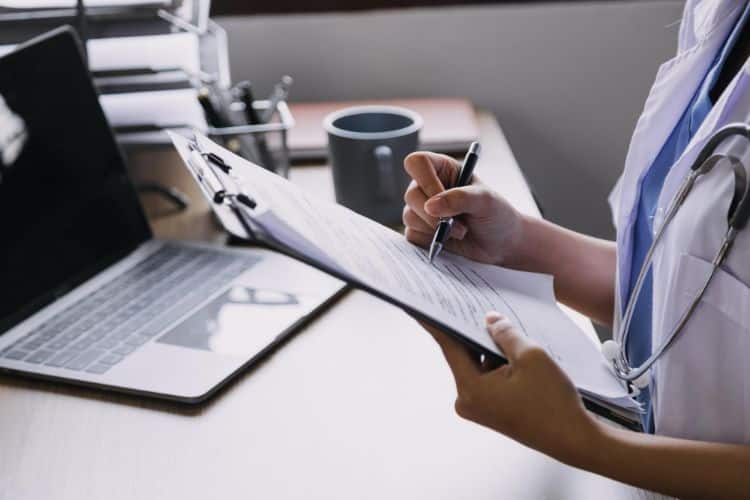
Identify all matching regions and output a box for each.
[402,0,750,497]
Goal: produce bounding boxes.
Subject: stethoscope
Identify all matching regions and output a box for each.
[602,123,750,396]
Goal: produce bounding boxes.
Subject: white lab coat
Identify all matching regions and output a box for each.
[610,0,750,443]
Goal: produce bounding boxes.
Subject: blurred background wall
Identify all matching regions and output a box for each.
[217,0,684,240]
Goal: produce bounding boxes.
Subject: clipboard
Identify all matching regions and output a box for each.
[172,131,643,432]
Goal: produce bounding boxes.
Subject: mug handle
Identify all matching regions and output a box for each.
[374,145,397,199]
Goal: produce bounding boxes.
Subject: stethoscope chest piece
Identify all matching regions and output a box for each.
[602,339,651,396]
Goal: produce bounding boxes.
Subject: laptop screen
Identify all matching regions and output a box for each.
[0,28,151,333]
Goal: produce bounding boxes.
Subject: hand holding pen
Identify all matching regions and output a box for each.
[403,143,525,266]
[428,142,481,262]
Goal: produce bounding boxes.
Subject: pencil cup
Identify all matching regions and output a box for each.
[324,105,422,225]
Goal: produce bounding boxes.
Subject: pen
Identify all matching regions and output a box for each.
[198,87,244,155]
[428,141,482,264]
[197,87,225,128]
[236,81,277,172]
[260,75,293,124]
[236,81,262,124]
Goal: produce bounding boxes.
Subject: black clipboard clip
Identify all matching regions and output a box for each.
[186,140,257,210]
[185,139,266,243]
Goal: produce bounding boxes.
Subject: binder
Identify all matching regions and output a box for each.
[170,131,643,432]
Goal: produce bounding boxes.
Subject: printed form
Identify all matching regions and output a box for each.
[174,133,632,405]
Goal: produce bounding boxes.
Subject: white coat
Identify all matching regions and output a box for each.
[610,0,750,443]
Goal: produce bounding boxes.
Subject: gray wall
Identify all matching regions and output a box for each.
[217,0,684,238]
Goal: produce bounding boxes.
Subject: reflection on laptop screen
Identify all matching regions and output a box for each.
[0,28,150,332]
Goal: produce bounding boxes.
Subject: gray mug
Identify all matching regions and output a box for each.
[324,105,423,225]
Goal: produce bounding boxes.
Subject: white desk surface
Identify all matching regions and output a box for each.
[0,112,666,500]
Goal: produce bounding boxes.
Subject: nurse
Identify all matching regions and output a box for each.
[403,0,750,496]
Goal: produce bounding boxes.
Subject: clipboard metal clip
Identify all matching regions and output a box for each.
[186,140,257,210]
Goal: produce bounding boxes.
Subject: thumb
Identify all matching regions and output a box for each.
[424,184,488,218]
[485,312,528,362]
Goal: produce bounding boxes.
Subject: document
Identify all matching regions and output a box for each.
[171,132,635,408]
[101,88,206,130]
[87,33,201,75]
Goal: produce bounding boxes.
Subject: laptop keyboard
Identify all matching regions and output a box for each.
[0,244,252,374]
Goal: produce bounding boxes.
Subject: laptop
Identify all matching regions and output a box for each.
[0,27,346,402]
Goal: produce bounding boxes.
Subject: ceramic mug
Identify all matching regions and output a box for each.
[324,105,423,225]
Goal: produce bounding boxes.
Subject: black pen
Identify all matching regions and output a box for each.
[197,87,224,128]
[236,81,262,124]
[236,81,277,172]
[198,87,239,153]
[427,141,482,264]
[198,87,247,157]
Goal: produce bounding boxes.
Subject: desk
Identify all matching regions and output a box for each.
[0,112,666,500]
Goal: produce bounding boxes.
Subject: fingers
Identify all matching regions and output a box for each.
[420,321,481,384]
[485,312,530,363]
[404,226,431,248]
[404,152,460,198]
[404,181,439,228]
[402,205,434,234]
[424,185,491,219]
[402,203,467,242]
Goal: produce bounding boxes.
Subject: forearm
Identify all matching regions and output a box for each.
[505,215,616,326]
[571,420,750,499]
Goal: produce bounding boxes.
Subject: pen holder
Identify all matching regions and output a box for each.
[206,99,295,178]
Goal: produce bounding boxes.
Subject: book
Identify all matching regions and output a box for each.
[287,98,480,160]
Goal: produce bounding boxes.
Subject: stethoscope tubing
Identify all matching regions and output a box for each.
[610,123,750,388]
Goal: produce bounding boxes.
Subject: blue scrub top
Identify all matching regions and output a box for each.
[627,2,750,432]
